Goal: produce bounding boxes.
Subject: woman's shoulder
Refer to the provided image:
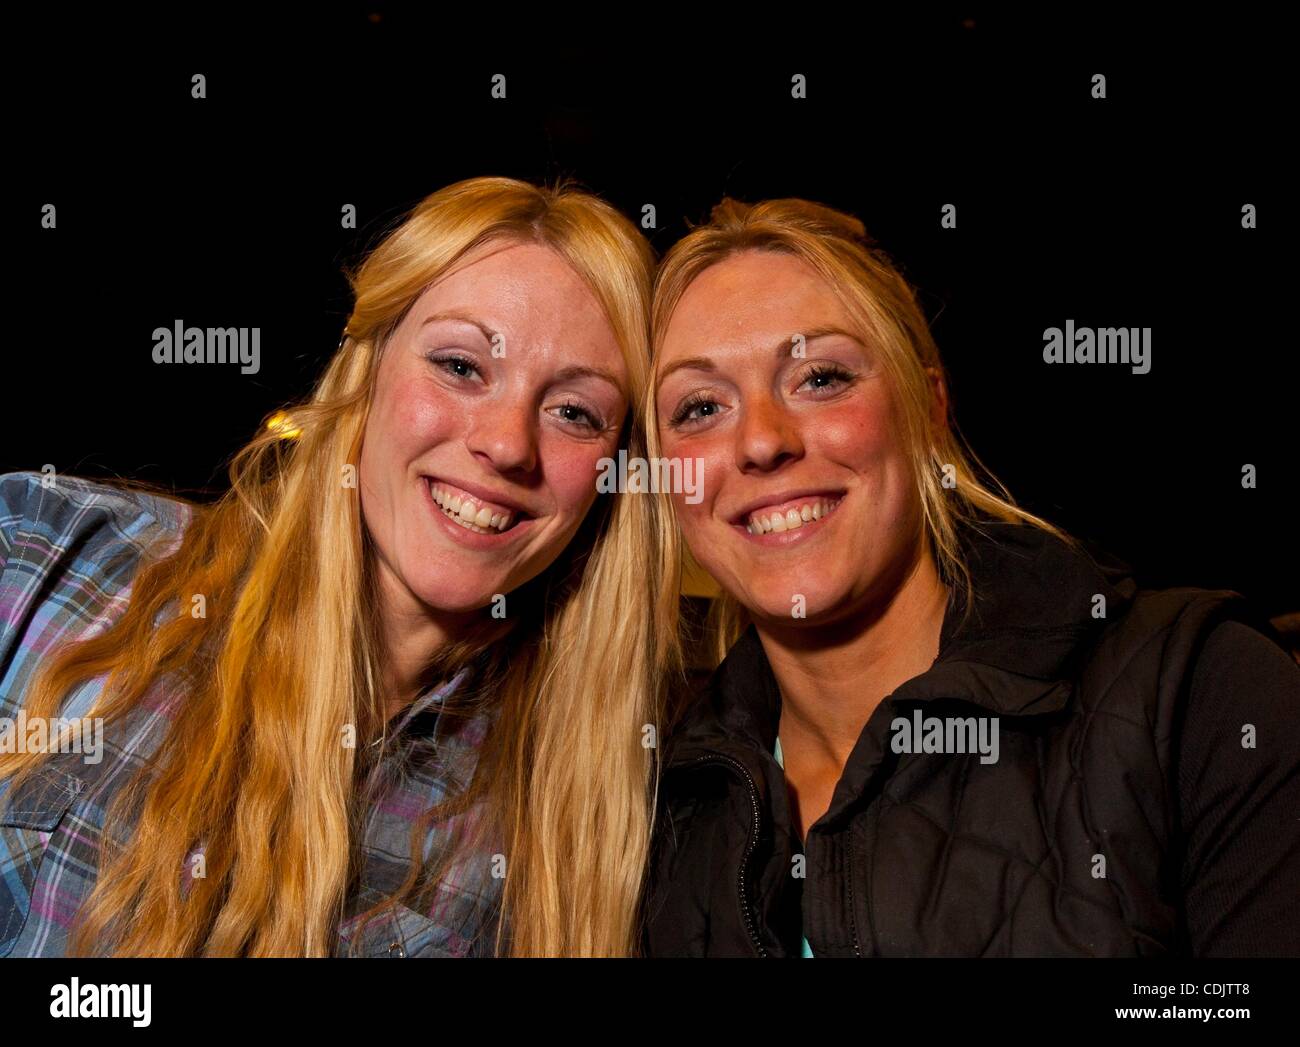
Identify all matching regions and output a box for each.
[1108,582,1290,660]
[1,470,192,539]
[1182,615,1300,720]
[0,471,197,714]
[0,470,194,574]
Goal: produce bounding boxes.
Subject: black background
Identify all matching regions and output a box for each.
[8,8,1296,617]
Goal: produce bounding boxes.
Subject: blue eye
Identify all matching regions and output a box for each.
[798,363,853,393]
[549,400,605,431]
[430,354,481,380]
[669,393,722,428]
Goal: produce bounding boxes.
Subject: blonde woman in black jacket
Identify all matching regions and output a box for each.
[641,197,1300,957]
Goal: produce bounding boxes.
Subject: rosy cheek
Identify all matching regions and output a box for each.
[403,385,460,441]
[375,373,464,463]
[542,438,607,516]
[664,434,728,526]
[817,394,891,462]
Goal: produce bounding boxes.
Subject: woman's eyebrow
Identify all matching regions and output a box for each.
[655,324,861,386]
[419,314,622,393]
[551,364,625,394]
[655,355,717,386]
[420,310,498,344]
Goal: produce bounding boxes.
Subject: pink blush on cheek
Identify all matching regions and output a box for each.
[817,399,892,461]
[539,436,614,514]
[397,387,464,445]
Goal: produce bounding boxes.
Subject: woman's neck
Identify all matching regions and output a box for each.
[374,563,478,724]
[756,542,951,774]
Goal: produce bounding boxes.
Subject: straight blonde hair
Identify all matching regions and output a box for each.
[0,176,666,957]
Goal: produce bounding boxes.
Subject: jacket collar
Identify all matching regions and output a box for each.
[666,518,1138,770]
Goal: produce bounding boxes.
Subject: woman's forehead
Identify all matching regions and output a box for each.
[659,252,849,361]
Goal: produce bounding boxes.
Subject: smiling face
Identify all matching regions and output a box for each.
[655,249,931,627]
[359,239,629,618]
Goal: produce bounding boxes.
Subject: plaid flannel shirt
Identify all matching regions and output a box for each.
[0,471,502,957]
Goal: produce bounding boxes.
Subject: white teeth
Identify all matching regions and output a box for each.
[745,498,841,534]
[431,482,519,534]
[447,511,489,533]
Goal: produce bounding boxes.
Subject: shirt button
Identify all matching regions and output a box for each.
[388,941,405,958]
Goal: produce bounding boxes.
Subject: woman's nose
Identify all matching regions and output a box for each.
[465,397,540,476]
[735,397,804,473]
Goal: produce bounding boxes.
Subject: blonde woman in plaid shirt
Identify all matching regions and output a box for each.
[0,177,665,957]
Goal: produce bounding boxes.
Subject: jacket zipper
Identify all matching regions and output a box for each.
[844,827,863,957]
[679,753,768,957]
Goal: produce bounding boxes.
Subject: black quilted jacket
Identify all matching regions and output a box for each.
[643,519,1300,957]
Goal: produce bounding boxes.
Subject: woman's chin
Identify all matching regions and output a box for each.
[423,600,498,620]
[739,585,846,627]
[408,576,506,618]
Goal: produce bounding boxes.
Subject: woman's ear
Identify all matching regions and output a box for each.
[924,366,949,434]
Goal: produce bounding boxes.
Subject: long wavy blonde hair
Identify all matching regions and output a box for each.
[0,176,667,956]
[645,196,1079,668]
